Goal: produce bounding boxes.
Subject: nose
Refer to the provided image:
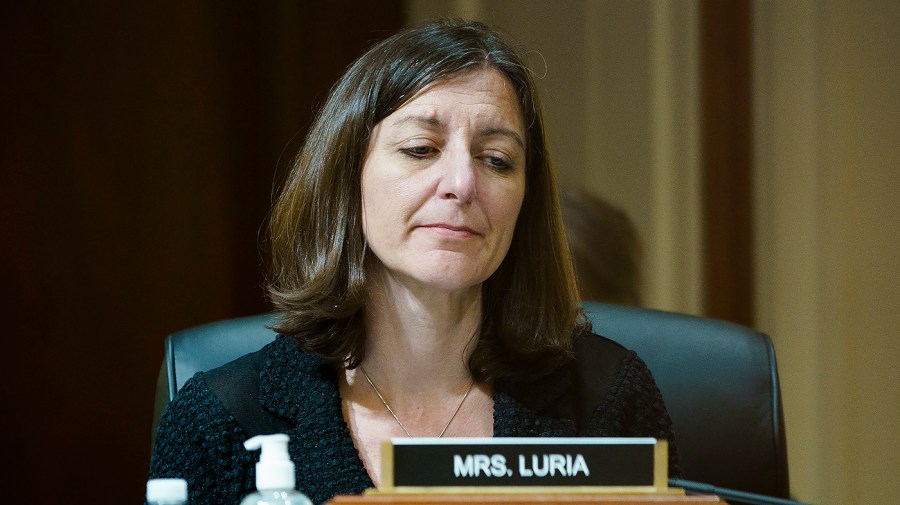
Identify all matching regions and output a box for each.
[436,145,477,203]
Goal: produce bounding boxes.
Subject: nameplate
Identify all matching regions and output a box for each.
[378,437,670,494]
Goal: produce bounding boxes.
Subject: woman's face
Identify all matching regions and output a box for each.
[360,68,527,293]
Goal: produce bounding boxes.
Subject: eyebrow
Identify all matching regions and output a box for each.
[391,115,525,149]
[392,115,442,129]
[481,126,525,150]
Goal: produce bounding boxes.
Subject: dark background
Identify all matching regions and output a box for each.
[2,2,403,502]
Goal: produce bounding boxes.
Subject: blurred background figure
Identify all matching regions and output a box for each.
[560,189,643,306]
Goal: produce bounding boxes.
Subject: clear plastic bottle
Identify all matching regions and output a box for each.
[240,434,312,505]
[146,478,187,505]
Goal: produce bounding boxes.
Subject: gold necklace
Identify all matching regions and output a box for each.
[358,366,475,438]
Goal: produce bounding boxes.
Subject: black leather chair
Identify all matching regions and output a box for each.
[152,301,790,499]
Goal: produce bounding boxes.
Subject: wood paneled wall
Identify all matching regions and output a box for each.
[700,0,755,327]
[1,3,403,502]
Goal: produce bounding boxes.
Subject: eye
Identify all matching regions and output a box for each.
[481,155,515,172]
[400,145,438,158]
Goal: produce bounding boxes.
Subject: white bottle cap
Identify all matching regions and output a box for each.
[146,478,187,502]
[244,433,295,490]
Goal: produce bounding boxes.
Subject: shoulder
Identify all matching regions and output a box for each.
[536,332,681,475]
[566,331,662,403]
[153,371,235,441]
[152,341,269,444]
[524,331,668,432]
[570,331,635,380]
[201,342,269,397]
[153,335,288,445]
[199,334,310,401]
[499,332,645,424]
[150,373,252,501]
[564,332,653,414]
[150,337,298,501]
[198,336,305,435]
[573,333,675,439]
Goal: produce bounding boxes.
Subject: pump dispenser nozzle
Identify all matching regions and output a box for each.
[244,434,295,491]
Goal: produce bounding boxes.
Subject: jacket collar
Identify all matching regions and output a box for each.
[259,336,372,503]
[259,335,339,423]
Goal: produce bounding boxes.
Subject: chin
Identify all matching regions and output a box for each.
[416,274,485,293]
[381,253,501,294]
[408,264,491,294]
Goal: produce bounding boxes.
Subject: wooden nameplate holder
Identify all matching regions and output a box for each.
[328,438,724,503]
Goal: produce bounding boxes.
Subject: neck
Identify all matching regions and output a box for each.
[358,268,482,400]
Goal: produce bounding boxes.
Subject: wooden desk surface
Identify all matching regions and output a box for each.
[329,494,726,504]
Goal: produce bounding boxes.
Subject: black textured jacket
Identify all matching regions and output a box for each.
[150,333,679,504]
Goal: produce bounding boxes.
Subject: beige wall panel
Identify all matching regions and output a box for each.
[754,1,900,504]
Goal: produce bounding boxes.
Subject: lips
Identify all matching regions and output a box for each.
[418,223,481,237]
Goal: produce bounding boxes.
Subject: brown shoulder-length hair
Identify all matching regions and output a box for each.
[266,18,589,382]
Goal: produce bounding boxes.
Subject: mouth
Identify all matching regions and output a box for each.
[418,223,481,237]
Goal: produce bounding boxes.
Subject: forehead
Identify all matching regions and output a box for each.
[382,68,525,132]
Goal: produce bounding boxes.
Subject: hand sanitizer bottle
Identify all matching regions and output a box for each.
[146,478,187,505]
[240,434,312,505]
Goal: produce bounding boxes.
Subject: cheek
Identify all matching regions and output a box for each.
[361,177,421,242]
[494,179,526,230]
[360,161,391,232]
[361,194,395,245]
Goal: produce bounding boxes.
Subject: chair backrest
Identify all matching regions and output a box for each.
[152,301,789,499]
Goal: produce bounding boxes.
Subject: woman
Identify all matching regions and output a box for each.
[150,19,678,505]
